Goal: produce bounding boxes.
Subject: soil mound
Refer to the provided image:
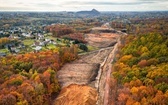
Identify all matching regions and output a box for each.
[53,84,98,105]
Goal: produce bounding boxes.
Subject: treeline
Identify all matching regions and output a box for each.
[63,33,87,44]
[0,38,11,48]
[45,24,86,43]
[112,33,168,104]
[130,18,168,35]
[111,17,168,35]
[0,45,78,105]
[129,17,168,35]
[45,24,88,52]
[45,24,74,37]
[45,20,101,43]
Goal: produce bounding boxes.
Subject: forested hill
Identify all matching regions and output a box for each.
[76,9,100,16]
[112,33,168,104]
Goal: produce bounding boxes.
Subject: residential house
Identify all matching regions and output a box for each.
[0,52,6,57]
[22,33,31,37]
[33,46,42,52]
[0,31,3,35]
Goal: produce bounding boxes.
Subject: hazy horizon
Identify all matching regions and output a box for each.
[1,10,168,12]
[0,0,168,12]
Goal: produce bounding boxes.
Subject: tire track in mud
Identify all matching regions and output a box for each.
[96,43,118,105]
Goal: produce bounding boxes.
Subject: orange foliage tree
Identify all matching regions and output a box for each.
[0,45,78,104]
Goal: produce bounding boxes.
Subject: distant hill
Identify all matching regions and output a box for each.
[76,9,100,16]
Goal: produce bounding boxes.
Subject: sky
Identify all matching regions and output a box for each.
[0,0,168,11]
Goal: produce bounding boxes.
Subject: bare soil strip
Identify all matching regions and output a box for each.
[53,84,98,105]
[54,33,119,105]
[57,47,113,88]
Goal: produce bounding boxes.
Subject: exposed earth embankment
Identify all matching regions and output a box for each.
[53,31,121,105]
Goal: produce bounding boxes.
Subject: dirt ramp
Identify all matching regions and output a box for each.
[53,84,98,105]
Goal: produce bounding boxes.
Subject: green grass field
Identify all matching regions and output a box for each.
[87,45,98,51]
[23,39,34,46]
[47,44,57,49]
[0,48,9,53]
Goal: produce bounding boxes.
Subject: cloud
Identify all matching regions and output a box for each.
[62,1,155,6]
[37,3,57,7]
[139,0,167,1]
[91,1,154,5]
[0,6,35,11]
[0,0,168,11]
